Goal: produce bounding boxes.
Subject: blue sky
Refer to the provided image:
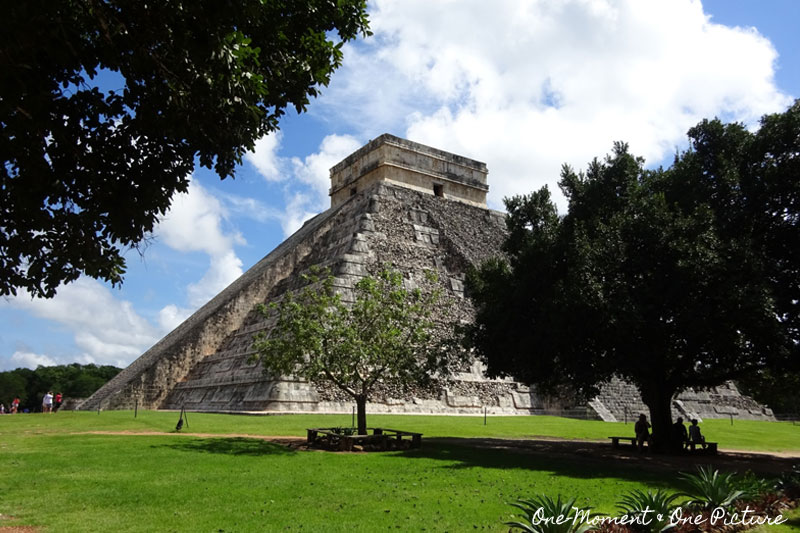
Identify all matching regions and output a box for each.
[1,0,798,371]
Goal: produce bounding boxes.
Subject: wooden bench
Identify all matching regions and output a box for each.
[608,436,718,454]
[688,441,718,454]
[307,427,422,451]
[609,436,638,448]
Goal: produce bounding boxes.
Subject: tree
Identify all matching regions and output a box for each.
[251,266,457,435]
[1,0,370,298]
[737,369,800,415]
[0,363,122,410]
[467,103,799,451]
[0,371,27,407]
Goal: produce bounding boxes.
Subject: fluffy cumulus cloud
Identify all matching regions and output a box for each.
[10,351,58,369]
[1,178,249,369]
[245,130,285,181]
[317,0,791,210]
[157,304,193,333]
[6,278,161,367]
[156,179,245,307]
[246,133,362,235]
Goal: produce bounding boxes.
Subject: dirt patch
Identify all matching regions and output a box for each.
[0,515,40,533]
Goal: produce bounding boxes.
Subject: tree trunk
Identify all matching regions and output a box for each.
[642,385,675,454]
[356,395,367,435]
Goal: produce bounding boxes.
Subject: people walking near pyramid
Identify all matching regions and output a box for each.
[42,391,53,414]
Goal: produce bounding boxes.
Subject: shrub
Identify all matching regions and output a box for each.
[734,470,773,500]
[777,464,800,499]
[678,466,744,510]
[616,488,680,532]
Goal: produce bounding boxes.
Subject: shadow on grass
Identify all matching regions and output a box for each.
[154,437,296,456]
[392,439,671,482]
[783,517,800,530]
[388,437,791,484]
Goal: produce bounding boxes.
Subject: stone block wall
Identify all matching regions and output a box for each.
[589,377,774,422]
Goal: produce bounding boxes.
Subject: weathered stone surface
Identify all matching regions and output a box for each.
[590,377,774,422]
[330,134,489,208]
[81,135,772,421]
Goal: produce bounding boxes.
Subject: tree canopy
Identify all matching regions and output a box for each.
[251,266,458,434]
[1,0,370,298]
[0,363,121,411]
[466,102,800,449]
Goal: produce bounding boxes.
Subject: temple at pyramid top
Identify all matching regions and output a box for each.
[329,134,489,208]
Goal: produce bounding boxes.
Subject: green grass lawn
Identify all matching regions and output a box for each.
[4,410,798,452]
[1,411,797,532]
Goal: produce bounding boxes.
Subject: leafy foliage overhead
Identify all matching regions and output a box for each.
[0,0,370,297]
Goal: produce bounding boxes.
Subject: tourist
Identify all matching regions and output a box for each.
[671,417,689,452]
[42,391,53,414]
[54,392,63,412]
[634,413,651,452]
[688,419,706,450]
[672,417,688,450]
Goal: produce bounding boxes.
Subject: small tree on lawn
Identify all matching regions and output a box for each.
[251,266,456,435]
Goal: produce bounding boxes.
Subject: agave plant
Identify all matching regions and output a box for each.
[679,465,745,510]
[616,488,680,532]
[506,494,596,533]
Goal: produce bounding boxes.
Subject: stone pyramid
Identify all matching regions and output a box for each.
[81,134,553,415]
[81,134,773,421]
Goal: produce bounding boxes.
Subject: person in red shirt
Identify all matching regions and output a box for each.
[11,397,20,414]
[54,393,63,412]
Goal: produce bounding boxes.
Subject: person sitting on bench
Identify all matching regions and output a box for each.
[671,417,690,452]
[688,419,706,450]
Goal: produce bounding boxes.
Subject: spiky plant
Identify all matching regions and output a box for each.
[679,466,745,510]
[505,494,597,533]
[616,488,680,532]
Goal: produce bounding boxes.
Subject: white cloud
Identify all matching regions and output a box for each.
[291,134,363,197]
[5,278,160,367]
[157,179,244,257]
[157,179,245,307]
[219,192,283,223]
[278,192,319,237]
[315,0,791,211]
[243,133,363,236]
[0,178,249,369]
[10,351,57,369]
[245,131,285,181]
[157,304,193,332]
[186,250,243,307]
